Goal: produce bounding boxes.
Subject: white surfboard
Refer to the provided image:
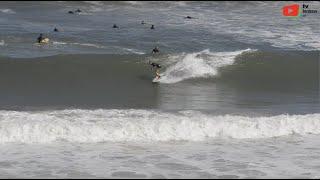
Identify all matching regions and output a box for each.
[152,77,161,83]
[40,38,50,44]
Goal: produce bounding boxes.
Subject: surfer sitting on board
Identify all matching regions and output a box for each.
[37,33,49,44]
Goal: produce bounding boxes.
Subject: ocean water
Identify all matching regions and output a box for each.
[0,1,319,178]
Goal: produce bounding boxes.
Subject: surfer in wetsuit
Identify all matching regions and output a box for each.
[37,33,44,43]
[149,61,161,79]
[155,69,161,79]
[149,61,161,69]
[152,46,159,54]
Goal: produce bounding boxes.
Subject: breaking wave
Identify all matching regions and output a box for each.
[158,49,255,83]
[0,109,319,143]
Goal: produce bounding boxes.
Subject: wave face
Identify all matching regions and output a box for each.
[158,49,254,83]
[0,109,320,143]
[214,50,319,91]
[154,50,319,92]
[0,50,317,88]
[0,50,318,110]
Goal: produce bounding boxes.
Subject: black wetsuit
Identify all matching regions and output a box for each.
[37,34,43,43]
[150,62,161,69]
[152,48,159,54]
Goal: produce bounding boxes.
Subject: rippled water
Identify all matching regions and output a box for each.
[0,1,319,178]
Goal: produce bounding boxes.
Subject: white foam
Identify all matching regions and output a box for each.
[82,1,106,12]
[52,41,106,48]
[0,9,15,14]
[158,49,254,83]
[0,109,319,144]
[52,41,67,45]
[71,42,106,48]
[123,48,145,55]
[0,40,5,46]
[83,1,104,6]
[125,1,143,6]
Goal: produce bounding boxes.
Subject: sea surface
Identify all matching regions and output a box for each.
[0,1,319,178]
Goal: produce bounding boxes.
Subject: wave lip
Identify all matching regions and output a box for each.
[0,109,319,144]
[158,48,254,83]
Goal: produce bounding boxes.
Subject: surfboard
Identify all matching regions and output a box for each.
[38,38,49,44]
[152,77,161,83]
[40,38,50,44]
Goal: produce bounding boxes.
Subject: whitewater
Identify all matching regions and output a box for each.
[0,109,319,143]
[157,48,254,83]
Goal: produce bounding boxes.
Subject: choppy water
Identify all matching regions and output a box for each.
[0,1,319,178]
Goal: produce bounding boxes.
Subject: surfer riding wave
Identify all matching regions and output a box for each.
[149,61,161,80]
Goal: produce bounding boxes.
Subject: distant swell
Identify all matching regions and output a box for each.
[0,109,319,143]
